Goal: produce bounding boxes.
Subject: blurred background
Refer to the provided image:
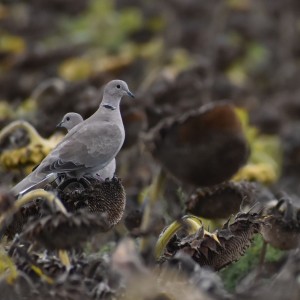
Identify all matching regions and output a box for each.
[1,0,300,296]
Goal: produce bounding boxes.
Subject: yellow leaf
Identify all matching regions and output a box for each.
[58,57,92,81]
[0,34,26,54]
[227,0,251,10]
[226,63,247,86]
[0,250,18,284]
[233,108,282,184]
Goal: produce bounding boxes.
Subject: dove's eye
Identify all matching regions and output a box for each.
[116,85,120,89]
[66,117,70,121]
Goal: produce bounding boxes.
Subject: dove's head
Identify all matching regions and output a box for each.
[57,112,83,131]
[104,80,135,99]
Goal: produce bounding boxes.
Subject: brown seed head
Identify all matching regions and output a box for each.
[186,181,256,219]
[146,102,249,186]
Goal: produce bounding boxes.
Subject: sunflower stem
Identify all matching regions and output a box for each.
[139,169,166,254]
[256,239,268,279]
[14,189,67,213]
[0,120,46,146]
[155,215,202,259]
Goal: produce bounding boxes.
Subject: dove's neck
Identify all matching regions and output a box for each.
[101,94,122,111]
[92,95,123,123]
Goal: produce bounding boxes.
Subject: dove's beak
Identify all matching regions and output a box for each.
[127,91,135,98]
[56,121,64,128]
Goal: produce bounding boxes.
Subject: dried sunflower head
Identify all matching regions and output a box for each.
[4,199,41,240]
[186,181,255,219]
[0,121,61,174]
[159,211,264,271]
[145,102,249,186]
[21,210,111,250]
[58,177,126,227]
[3,189,66,240]
[261,196,300,250]
[124,209,143,233]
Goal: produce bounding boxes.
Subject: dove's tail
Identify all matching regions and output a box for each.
[11,171,56,197]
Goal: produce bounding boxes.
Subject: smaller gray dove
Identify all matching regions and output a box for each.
[56,112,83,130]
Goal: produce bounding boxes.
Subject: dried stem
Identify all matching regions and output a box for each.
[257,239,268,279]
[0,120,46,146]
[139,168,166,254]
[155,215,202,259]
[14,189,67,214]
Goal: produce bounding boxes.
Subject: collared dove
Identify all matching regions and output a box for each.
[12,79,134,196]
[57,112,116,181]
[57,112,83,130]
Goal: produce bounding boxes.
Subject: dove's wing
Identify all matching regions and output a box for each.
[37,122,124,174]
[12,122,124,196]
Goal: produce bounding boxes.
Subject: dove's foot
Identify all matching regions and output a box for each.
[104,177,110,183]
[57,175,100,192]
[56,178,76,192]
[57,177,87,192]
[79,176,93,187]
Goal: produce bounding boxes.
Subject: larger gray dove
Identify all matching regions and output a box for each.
[57,112,116,181]
[12,79,134,196]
